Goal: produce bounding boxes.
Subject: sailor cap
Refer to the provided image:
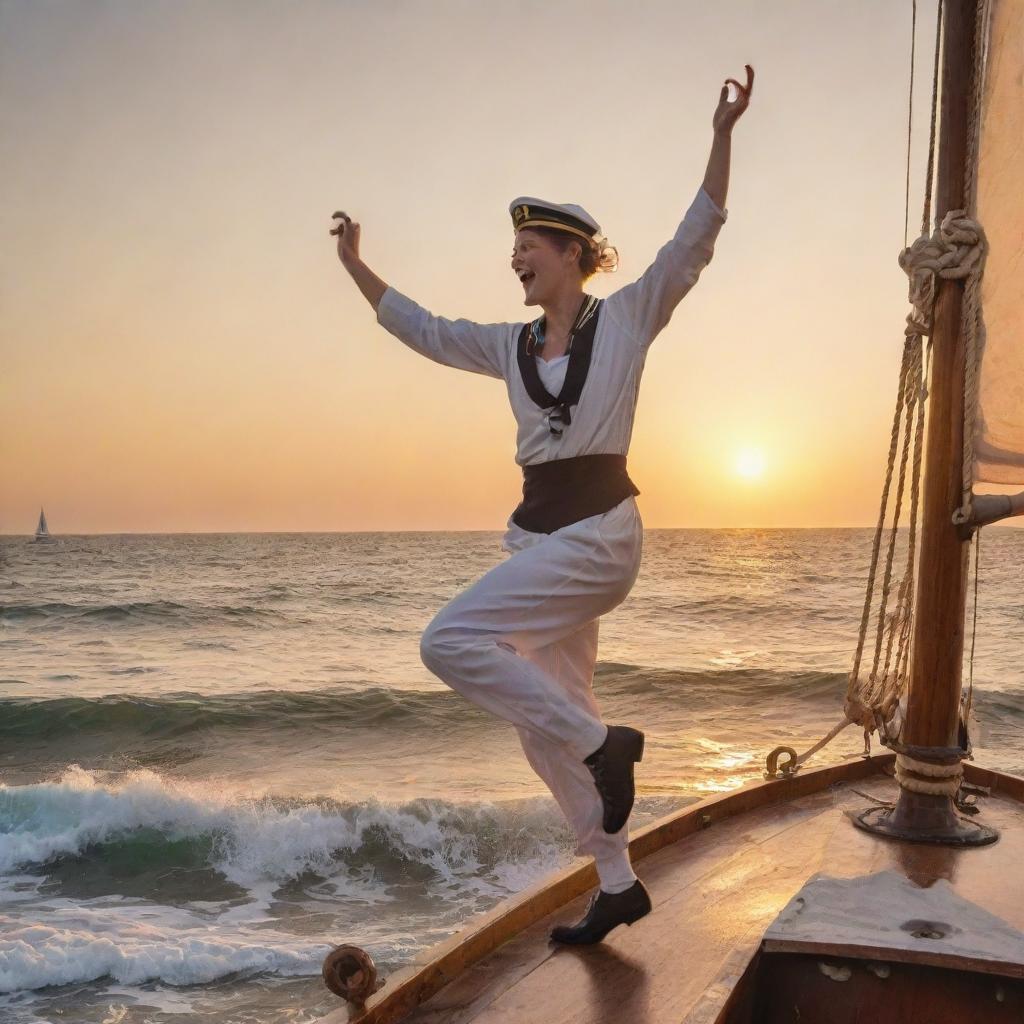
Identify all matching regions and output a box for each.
[509,196,602,244]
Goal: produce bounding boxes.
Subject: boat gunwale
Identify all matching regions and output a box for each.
[761,937,1024,981]
[321,753,913,1024]
[321,758,1024,1024]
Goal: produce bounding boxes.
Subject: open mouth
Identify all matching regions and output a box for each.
[519,272,536,287]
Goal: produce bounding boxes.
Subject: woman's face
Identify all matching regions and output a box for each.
[511,229,581,306]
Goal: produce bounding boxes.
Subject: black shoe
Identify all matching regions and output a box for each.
[583,725,645,833]
[549,880,652,945]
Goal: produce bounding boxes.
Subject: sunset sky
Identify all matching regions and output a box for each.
[2,0,955,533]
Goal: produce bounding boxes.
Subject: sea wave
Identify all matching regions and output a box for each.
[0,909,330,994]
[594,663,849,702]
[0,599,286,628]
[0,669,851,748]
[0,688,473,744]
[0,767,572,889]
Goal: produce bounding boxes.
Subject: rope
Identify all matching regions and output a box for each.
[869,339,921,710]
[764,716,855,779]
[964,528,980,726]
[904,0,918,248]
[844,0,939,715]
[846,339,915,719]
[837,211,984,754]
[895,752,963,796]
[765,1,990,781]
[774,3,943,775]
[897,342,929,688]
[920,0,943,238]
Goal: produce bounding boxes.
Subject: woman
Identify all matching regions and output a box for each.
[331,66,753,944]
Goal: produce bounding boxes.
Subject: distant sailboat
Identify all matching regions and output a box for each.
[33,507,55,543]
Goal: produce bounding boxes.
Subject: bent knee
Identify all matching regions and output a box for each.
[419,619,446,674]
[419,615,470,674]
[420,617,510,676]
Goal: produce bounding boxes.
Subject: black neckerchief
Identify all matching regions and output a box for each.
[516,294,602,436]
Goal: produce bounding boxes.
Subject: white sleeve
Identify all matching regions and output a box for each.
[375,286,512,380]
[604,187,727,352]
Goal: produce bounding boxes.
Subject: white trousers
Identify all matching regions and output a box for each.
[419,496,644,891]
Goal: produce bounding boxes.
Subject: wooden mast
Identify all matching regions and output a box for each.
[904,0,975,756]
[857,0,997,845]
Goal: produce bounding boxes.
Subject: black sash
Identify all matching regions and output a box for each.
[511,454,640,534]
[516,295,601,437]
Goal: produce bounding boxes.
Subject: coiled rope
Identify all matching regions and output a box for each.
[895,751,963,796]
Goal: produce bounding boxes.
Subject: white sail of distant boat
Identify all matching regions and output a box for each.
[34,507,55,543]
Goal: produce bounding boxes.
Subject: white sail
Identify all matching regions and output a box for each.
[35,508,50,537]
[973,0,1024,485]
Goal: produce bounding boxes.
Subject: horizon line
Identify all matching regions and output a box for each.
[1,524,993,537]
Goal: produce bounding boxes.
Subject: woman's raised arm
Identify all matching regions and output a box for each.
[605,66,753,351]
[702,65,754,211]
[329,210,511,379]
[332,211,387,311]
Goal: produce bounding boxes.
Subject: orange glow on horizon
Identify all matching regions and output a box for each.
[2,0,968,534]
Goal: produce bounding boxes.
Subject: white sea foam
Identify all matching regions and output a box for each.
[0,903,330,993]
[0,768,572,998]
[0,766,570,892]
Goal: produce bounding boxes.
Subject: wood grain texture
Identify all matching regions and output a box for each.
[905,0,979,749]
[449,783,1024,1024]
[753,955,1024,1024]
[318,757,895,1024]
[317,761,1024,1024]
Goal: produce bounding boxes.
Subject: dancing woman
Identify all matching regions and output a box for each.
[331,66,753,943]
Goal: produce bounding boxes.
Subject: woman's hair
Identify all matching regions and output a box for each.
[527,226,619,282]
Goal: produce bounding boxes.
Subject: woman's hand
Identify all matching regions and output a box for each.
[330,211,361,266]
[702,66,752,209]
[330,210,388,311]
[712,65,754,135]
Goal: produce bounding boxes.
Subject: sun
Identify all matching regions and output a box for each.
[735,448,766,480]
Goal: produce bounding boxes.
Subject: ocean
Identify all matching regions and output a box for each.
[1,529,1022,1023]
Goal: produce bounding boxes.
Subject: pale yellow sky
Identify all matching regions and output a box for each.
[2,0,949,533]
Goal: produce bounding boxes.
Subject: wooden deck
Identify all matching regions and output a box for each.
[319,760,1024,1024]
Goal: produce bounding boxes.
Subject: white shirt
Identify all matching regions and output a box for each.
[535,352,569,397]
[375,187,727,467]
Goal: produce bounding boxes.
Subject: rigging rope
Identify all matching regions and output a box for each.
[921,0,943,239]
[965,528,980,728]
[766,0,990,785]
[904,0,917,249]
[845,0,950,748]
